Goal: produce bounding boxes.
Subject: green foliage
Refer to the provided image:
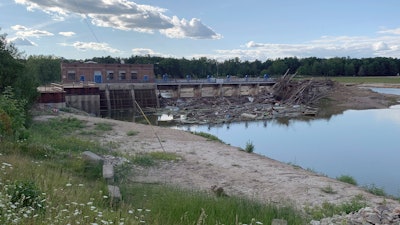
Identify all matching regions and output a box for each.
[305,195,366,220]
[126,130,139,136]
[94,122,114,131]
[148,151,181,161]
[132,154,155,167]
[244,140,255,153]
[25,55,61,85]
[363,184,387,196]
[336,175,358,185]
[122,183,306,225]
[192,131,223,143]
[0,32,25,92]
[0,87,27,140]
[8,180,46,211]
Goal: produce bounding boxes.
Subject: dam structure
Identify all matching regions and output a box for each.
[39,78,276,118]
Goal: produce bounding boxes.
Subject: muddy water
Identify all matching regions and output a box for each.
[176,88,400,197]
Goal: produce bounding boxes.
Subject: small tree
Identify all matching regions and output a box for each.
[0,87,27,140]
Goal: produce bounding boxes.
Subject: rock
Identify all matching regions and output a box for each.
[108,185,121,201]
[82,151,103,162]
[310,205,400,225]
[241,113,257,119]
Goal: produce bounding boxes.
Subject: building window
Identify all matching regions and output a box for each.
[131,71,138,80]
[107,71,114,80]
[119,71,126,80]
[67,70,76,80]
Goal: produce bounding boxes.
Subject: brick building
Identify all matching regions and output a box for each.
[61,62,155,84]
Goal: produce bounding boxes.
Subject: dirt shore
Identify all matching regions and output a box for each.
[52,83,400,210]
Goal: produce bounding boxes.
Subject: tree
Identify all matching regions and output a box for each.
[0,32,25,92]
[25,55,61,84]
[0,87,27,140]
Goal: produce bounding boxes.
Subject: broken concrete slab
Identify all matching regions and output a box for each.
[103,163,114,181]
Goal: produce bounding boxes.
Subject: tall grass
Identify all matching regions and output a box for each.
[121,183,305,225]
[0,115,308,224]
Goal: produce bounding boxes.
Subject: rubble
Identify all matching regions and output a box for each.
[310,205,400,225]
[157,78,335,124]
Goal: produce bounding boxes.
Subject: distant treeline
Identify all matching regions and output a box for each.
[63,55,400,79]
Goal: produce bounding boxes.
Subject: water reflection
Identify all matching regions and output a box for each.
[176,106,400,196]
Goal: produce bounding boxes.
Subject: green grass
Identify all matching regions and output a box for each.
[191,131,224,143]
[126,130,139,136]
[94,122,114,131]
[336,175,358,185]
[363,184,387,197]
[121,183,306,225]
[323,76,400,84]
[305,195,367,220]
[0,115,309,224]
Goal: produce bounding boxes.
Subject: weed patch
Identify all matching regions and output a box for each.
[336,175,358,185]
[305,195,366,220]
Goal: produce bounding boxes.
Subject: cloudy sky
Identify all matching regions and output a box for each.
[1,0,400,61]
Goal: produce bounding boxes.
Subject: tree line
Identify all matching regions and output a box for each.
[64,55,400,79]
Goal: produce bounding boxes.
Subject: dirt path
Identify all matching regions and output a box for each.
[46,84,400,210]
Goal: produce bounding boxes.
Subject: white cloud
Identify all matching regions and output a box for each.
[61,41,121,54]
[206,31,400,61]
[378,28,400,35]
[161,16,222,39]
[131,48,174,58]
[131,48,157,56]
[372,41,389,51]
[59,31,75,37]
[11,24,54,38]
[8,36,37,46]
[15,0,221,39]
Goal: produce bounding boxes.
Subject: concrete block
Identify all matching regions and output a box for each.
[108,185,121,200]
[103,163,114,180]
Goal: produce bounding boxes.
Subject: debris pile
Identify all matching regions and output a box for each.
[158,78,337,124]
[272,74,335,105]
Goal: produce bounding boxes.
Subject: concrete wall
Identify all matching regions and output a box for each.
[158,83,274,98]
[66,95,100,115]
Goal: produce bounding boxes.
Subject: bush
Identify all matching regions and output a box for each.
[336,175,358,185]
[244,140,255,153]
[8,180,46,211]
[364,184,386,196]
[0,87,27,140]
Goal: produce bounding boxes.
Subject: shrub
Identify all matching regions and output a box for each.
[126,130,139,136]
[244,140,255,153]
[0,87,27,139]
[364,184,386,196]
[336,175,358,185]
[8,180,46,211]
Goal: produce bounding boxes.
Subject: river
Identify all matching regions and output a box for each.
[173,88,400,197]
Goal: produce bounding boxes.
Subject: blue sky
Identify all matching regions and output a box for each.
[1,0,400,61]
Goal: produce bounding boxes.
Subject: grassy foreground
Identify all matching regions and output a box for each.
[0,115,307,224]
